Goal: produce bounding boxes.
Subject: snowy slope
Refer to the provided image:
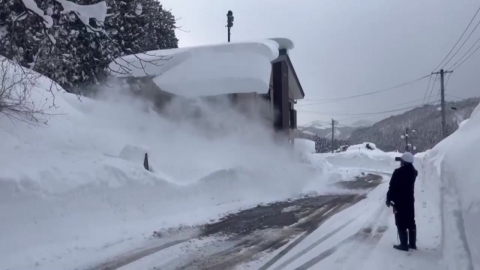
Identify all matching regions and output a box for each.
[417,103,480,270]
[299,120,358,140]
[0,61,320,270]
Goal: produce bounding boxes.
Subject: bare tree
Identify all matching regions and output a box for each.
[0,57,61,124]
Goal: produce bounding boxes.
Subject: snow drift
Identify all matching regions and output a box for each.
[418,103,480,269]
[0,60,318,270]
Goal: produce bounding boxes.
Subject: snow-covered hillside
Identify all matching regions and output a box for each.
[349,98,480,152]
[299,120,358,140]
[0,61,320,270]
[417,103,480,269]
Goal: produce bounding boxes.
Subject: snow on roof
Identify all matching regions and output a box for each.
[270,38,294,50]
[109,39,295,98]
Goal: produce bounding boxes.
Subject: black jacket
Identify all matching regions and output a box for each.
[387,163,417,207]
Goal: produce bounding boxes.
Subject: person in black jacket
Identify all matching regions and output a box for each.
[386,152,417,251]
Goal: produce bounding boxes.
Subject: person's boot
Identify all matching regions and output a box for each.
[393,230,409,251]
[409,229,417,250]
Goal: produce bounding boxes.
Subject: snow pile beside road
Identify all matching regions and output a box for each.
[294,138,315,154]
[418,104,480,269]
[0,62,320,270]
[321,143,401,173]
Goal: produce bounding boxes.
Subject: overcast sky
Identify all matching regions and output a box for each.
[161,0,480,126]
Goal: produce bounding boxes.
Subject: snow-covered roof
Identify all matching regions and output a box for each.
[109,38,304,99]
[270,38,294,50]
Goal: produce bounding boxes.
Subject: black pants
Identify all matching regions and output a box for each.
[394,204,416,231]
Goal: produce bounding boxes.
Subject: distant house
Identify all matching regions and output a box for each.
[109,38,305,142]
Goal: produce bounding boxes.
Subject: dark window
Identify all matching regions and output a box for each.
[289,109,297,129]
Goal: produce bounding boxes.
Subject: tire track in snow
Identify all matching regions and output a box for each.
[331,205,389,268]
[260,174,386,270]
[280,204,384,270]
[292,227,385,270]
[87,239,192,270]
[293,206,390,270]
[259,196,364,270]
[268,217,356,270]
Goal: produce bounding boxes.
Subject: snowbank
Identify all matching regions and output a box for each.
[294,138,315,154]
[346,142,377,151]
[418,104,480,269]
[109,39,285,98]
[321,143,401,173]
[0,61,319,270]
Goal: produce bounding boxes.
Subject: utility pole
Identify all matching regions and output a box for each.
[401,128,417,152]
[432,69,453,138]
[226,10,234,42]
[331,119,338,153]
[405,127,409,151]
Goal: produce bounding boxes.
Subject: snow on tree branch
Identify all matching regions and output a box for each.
[56,0,107,32]
[1,0,178,91]
[0,57,63,124]
[21,0,53,28]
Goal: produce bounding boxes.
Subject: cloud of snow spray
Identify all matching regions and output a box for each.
[81,80,319,202]
[0,75,324,270]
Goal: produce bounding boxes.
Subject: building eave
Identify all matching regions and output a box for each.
[285,54,305,100]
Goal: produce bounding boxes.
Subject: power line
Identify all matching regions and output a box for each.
[297,101,438,117]
[433,6,480,71]
[422,74,433,105]
[328,102,440,123]
[441,19,480,69]
[298,75,430,106]
[396,97,429,107]
[447,36,480,69]
[426,73,438,104]
[445,72,453,87]
[451,43,480,70]
[446,93,465,100]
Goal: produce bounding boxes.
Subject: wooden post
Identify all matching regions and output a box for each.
[144,153,149,171]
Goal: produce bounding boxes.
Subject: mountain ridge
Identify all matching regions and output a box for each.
[348,97,480,152]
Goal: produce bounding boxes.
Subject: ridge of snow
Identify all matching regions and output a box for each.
[418,102,480,269]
